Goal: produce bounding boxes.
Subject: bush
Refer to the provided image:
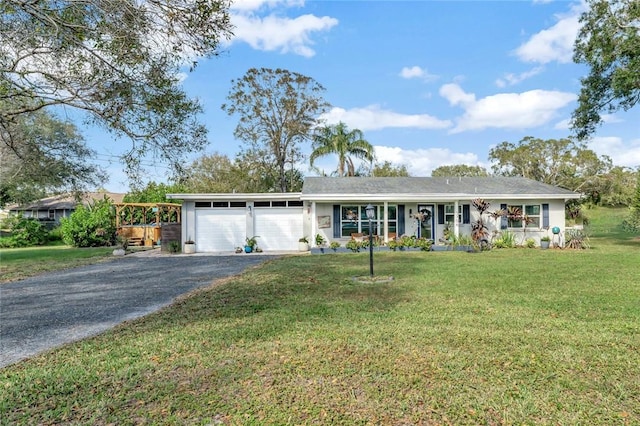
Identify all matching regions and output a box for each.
[0,215,49,247]
[60,197,116,247]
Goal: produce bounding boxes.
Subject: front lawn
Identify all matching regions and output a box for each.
[0,246,115,283]
[1,237,638,424]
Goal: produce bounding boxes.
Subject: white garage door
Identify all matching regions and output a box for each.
[254,208,303,251]
[195,209,246,252]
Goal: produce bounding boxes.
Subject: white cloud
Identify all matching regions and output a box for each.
[514,5,583,64]
[495,66,544,87]
[399,66,438,82]
[588,137,640,168]
[320,105,452,131]
[374,145,483,176]
[231,13,338,57]
[439,83,576,133]
[230,0,304,12]
[439,83,476,107]
[554,118,571,130]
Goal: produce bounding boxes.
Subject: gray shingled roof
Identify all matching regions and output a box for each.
[301,177,580,200]
[8,192,126,211]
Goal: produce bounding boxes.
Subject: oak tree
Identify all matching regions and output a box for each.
[0,0,233,180]
[222,68,329,192]
[572,0,640,139]
[0,109,105,206]
[431,165,488,178]
[489,136,612,194]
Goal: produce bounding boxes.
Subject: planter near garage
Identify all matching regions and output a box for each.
[184,242,196,254]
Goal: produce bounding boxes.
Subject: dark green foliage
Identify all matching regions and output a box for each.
[371,161,411,177]
[622,170,640,232]
[123,181,185,204]
[0,216,49,247]
[431,164,488,177]
[572,0,640,139]
[310,122,374,177]
[60,197,116,247]
[0,109,105,206]
[1,1,234,183]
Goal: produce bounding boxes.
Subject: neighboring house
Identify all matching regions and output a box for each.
[168,176,581,252]
[6,192,126,225]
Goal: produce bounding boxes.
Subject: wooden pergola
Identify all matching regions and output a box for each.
[114,203,181,246]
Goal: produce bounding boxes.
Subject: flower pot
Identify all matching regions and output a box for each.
[298,242,310,252]
[184,243,196,254]
[540,240,550,249]
[244,245,253,253]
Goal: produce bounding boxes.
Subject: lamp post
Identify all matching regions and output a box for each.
[365,204,375,277]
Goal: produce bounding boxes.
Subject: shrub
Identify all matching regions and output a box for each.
[60,197,116,247]
[345,239,361,252]
[329,241,341,251]
[0,215,49,247]
[526,237,536,248]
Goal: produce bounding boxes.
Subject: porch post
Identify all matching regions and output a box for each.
[383,201,389,243]
[310,201,317,246]
[454,200,460,237]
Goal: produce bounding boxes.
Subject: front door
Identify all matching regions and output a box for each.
[417,204,434,240]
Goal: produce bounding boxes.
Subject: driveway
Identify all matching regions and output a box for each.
[0,252,281,368]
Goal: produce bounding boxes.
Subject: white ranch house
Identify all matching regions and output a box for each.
[167,176,581,253]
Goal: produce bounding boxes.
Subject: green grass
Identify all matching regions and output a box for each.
[0,245,115,283]
[1,208,638,424]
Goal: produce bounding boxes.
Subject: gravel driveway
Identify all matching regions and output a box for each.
[0,252,281,368]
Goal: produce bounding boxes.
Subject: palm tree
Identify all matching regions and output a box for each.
[309,122,374,177]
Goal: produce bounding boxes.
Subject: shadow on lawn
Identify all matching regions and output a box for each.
[133,255,416,343]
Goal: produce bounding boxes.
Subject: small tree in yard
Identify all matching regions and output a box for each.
[622,170,640,233]
[0,216,49,247]
[60,197,116,247]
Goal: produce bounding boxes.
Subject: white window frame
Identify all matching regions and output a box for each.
[507,203,541,229]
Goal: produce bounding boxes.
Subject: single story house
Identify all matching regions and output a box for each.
[6,192,125,225]
[167,176,581,252]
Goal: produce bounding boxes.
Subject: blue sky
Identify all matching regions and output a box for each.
[87,0,639,193]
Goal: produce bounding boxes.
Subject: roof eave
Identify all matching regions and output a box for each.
[301,193,581,202]
[167,193,302,201]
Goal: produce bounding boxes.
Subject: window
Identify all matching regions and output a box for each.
[340,205,396,237]
[229,201,247,208]
[212,202,228,208]
[48,210,55,220]
[508,204,541,228]
[195,202,212,208]
[444,204,465,224]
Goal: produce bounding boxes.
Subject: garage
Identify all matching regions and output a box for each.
[195,208,246,252]
[254,207,303,251]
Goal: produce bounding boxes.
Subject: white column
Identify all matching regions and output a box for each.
[454,200,459,237]
[310,201,317,246]
[383,201,389,242]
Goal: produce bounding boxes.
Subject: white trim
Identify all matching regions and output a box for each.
[168,193,301,201]
[301,193,580,202]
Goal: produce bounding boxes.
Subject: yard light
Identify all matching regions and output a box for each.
[365,204,375,277]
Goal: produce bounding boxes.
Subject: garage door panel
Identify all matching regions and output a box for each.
[255,208,303,251]
[195,209,245,252]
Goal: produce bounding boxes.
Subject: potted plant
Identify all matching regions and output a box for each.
[245,236,259,253]
[540,235,551,249]
[184,237,196,254]
[113,235,128,256]
[329,241,341,252]
[298,236,310,252]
